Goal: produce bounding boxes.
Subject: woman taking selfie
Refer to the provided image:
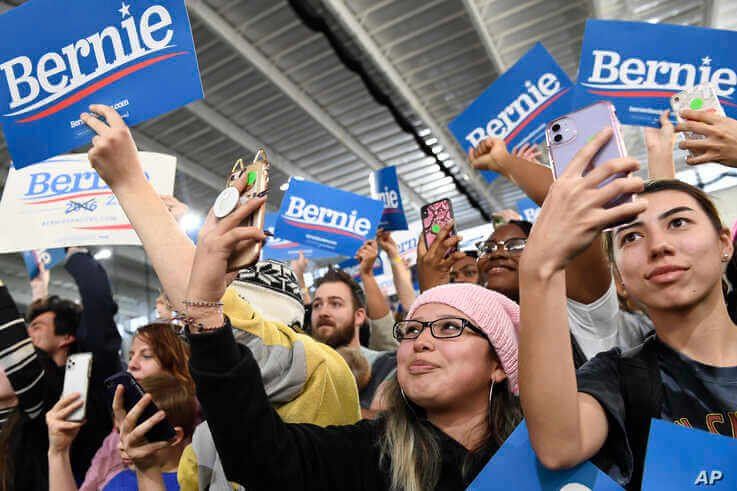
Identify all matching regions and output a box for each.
[518,129,737,490]
[179,194,523,490]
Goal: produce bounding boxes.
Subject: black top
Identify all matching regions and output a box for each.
[188,322,497,490]
[576,337,737,488]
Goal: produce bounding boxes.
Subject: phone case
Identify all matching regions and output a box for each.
[546,101,630,208]
[62,353,92,422]
[421,199,456,251]
[104,372,176,442]
[671,83,725,156]
[224,149,270,272]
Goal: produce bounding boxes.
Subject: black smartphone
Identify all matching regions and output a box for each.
[104,371,176,442]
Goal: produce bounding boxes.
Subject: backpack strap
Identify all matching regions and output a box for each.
[570,332,588,369]
[619,336,663,490]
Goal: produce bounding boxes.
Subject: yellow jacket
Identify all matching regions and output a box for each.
[178,287,361,490]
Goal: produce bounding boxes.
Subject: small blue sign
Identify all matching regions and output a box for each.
[575,19,737,127]
[337,255,383,280]
[468,422,623,490]
[22,247,66,279]
[369,166,408,231]
[274,180,384,257]
[261,212,336,262]
[448,43,574,183]
[642,419,737,490]
[0,0,203,167]
[516,197,541,223]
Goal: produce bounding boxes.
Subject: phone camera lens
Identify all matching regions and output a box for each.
[552,123,561,132]
[554,134,563,143]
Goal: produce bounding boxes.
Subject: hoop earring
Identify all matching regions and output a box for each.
[488,379,495,428]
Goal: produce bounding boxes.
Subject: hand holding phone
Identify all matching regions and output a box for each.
[671,83,725,163]
[421,199,457,252]
[104,371,176,442]
[62,353,92,422]
[212,150,270,271]
[546,101,630,209]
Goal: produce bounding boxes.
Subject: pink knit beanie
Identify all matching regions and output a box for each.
[406,283,520,395]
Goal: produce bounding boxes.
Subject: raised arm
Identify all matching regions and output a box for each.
[356,240,390,320]
[518,130,646,468]
[377,231,416,311]
[183,183,370,490]
[470,137,611,303]
[64,249,121,378]
[83,105,196,312]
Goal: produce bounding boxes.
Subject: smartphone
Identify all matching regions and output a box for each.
[223,149,270,271]
[62,353,93,422]
[421,198,456,252]
[671,83,725,158]
[104,372,176,442]
[546,101,630,208]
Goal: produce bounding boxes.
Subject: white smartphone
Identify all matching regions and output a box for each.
[670,83,725,152]
[62,353,93,422]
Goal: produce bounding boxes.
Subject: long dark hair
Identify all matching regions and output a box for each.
[0,409,20,491]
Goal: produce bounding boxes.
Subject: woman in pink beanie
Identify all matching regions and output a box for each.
[178,192,525,491]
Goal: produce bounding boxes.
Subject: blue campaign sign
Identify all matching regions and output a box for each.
[642,419,737,490]
[448,43,574,183]
[261,212,336,262]
[576,19,737,127]
[369,166,408,231]
[337,255,383,280]
[22,247,66,279]
[517,197,541,223]
[468,422,623,491]
[0,0,203,168]
[274,181,384,257]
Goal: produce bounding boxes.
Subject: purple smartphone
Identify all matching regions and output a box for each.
[546,101,631,208]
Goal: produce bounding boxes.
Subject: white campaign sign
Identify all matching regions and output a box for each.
[0,152,175,252]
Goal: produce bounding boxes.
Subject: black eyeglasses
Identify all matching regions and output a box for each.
[393,317,486,341]
[475,238,527,256]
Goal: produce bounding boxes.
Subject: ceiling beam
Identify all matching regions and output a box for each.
[185,100,321,182]
[321,0,504,214]
[704,0,722,27]
[186,0,426,211]
[132,129,224,191]
[460,0,506,73]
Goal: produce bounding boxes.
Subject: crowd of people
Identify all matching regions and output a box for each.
[0,100,736,491]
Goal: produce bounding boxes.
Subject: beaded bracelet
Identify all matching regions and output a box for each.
[182,299,224,309]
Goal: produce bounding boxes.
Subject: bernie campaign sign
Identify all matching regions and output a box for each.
[0,153,175,252]
[449,43,574,183]
[274,179,384,257]
[369,166,408,231]
[575,19,737,127]
[261,212,336,262]
[642,419,737,490]
[22,247,66,279]
[468,422,623,491]
[0,0,203,167]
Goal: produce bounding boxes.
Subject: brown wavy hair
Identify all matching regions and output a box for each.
[134,323,193,392]
[140,374,198,439]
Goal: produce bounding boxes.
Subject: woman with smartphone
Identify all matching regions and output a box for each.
[518,131,737,490]
[78,324,192,490]
[180,195,523,490]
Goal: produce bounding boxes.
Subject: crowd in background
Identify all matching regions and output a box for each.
[0,101,736,491]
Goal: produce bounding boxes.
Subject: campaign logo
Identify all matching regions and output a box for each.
[468,422,623,490]
[369,166,408,231]
[274,180,384,257]
[449,43,574,183]
[575,19,737,126]
[261,212,336,261]
[0,0,203,167]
